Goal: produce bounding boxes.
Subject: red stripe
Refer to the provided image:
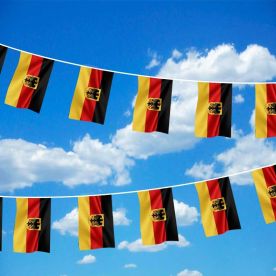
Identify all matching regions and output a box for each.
[89,196,103,249]
[80,69,103,121]
[26,198,40,252]
[149,190,166,244]
[262,167,276,220]
[206,180,229,234]
[145,78,162,132]
[207,83,221,137]
[266,84,276,137]
[17,55,43,108]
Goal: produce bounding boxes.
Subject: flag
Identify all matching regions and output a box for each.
[78,195,115,250]
[252,165,276,223]
[133,76,173,134]
[69,67,114,124]
[255,84,276,138]
[5,52,54,113]
[138,188,178,245]
[195,177,241,237]
[0,46,8,73]
[0,198,2,251]
[195,82,232,137]
[13,198,51,253]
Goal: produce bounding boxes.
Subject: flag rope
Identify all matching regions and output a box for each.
[0,163,274,198]
[1,42,276,85]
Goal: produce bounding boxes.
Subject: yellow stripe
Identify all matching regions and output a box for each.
[5,52,32,107]
[69,67,91,120]
[255,84,267,138]
[13,198,27,252]
[195,82,209,137]
[252,170,275,223]
[132,76,150,132]
[195,182,218,237]
[78,196,91,250]
[138,191,155,245]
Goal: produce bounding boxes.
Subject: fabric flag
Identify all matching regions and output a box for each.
[69,67,114,124]
[133,76,173,134]
[252,165,276,223]
[195,82,232,138]
[13,198,51,253]
[5,52,54,113]
[195,177,241,237]
[255,84,276,138]
[78,195,115,250]
[0,198,2,251]
[0,45,8,73]
[138,188,178,245]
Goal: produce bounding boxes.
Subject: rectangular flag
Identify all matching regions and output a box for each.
[5,52,54,113]
[195,177,241,237]
[13,198,51,253]
[252,165,276,223]
[0,45,8,73]
[78,195,115,250]
[138,188,178,245]
[0,198,2,251]
[69,67,114,124]
[133,76,173,134]
[255,84,276,138]
[195,82,232,137]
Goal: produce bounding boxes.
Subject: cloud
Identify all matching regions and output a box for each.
[174,199,199,226]
[0,134,134,192]
[171,49,183,59]
[118,234,190,252]
[124,264,137,269]
[234,94,245,103]
[77,255,96,265]
[53,207,131,236]
[146,49,161,69]
[177,269,203,276]
[112,44,276,159]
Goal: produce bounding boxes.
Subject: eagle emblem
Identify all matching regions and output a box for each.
[147,98,162,111]
[211,198,226,212]
[89,214,104,227]
[23,75,40,89]
[26,218,41,230]
[151,208,166,222]
[208,102,222,115]
[85,87,101,101]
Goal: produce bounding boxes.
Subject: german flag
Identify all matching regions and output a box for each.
[78,195,115,250]
[0,46,8,73]
[252,165,276,223]
[195,177,241,237]
[133,76,173,134]
[0,198,2,251]
[69,67,114,124]
[5,52,54,113]
[138,188,178,245]
[255,84,276,138]
[13,198,51,253]
[195,82,232,138]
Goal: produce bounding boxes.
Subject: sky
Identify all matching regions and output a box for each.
[0,1,275,275]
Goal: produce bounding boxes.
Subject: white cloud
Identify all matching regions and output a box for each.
[146,50,161,69]
[77,255,96,265]
[0,134,134,192]
[177,269,203,276]
[185,162,218,180]
[174,199,199,226]
[53,207,131,236]
[118,234,190,252]
[273,267,276,271]
[172,49,183,59]
[124,264,137,269]
[234,94,245,103]
[113,44,276,159]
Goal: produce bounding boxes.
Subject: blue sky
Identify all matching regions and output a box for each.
[0,1,276,275]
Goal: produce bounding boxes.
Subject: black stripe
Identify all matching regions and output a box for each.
[0,46,7,74]
[92,71,114,124]
[28,58,54,113]
[218,177,241,230]
[219,83,232,137]
[273,165,276,175]
[0,198,2,251]
[101,195,115,248]
[38,198,51,253]
[160,188,178,241]
[157,79,173,134]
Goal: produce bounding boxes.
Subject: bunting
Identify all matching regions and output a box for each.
[13,198,51,253]
[195,177,241,237]
[5,52,54,113]
[133,76,173,134]
[252,165,276,223]
[0,46,7,73]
